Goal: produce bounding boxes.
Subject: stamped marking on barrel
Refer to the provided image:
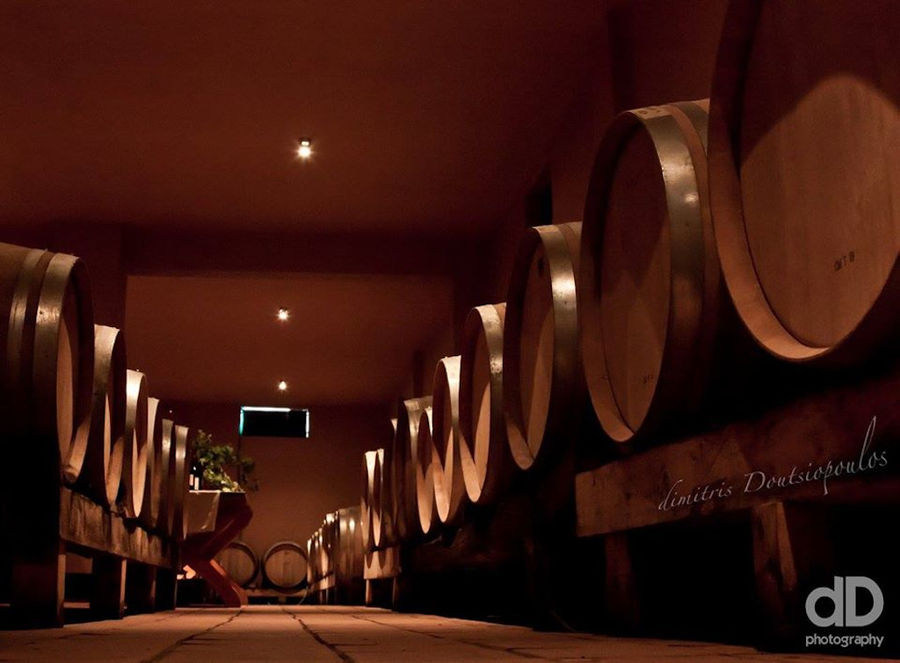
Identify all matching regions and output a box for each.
[833,251,856,272]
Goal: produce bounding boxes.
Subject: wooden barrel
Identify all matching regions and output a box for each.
[360,449,378,552]
[503,223,584,471]
[431,356,466,525]
[581,100,720,444]
[263,540,308,590]
[414,406,438,536]
[121,369,149,519]
[156,418,176,535]
[0,242,94,485]
[170,424,191,540]
[215,540,258,588]
[335,506,363,588]
[139,396,164,528]
[77,325,125,507]
[392,396,432,542]
[708,0,900,363]
[458,303,509,505]
[306,533,319,584]
[319,514,335,578]
[370,447,388,548]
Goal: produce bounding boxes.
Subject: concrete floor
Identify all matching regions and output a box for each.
[0,606,888,662]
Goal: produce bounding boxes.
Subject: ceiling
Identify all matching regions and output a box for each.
[1,2,609,406]
[1,1,603,236]
[125,273,454,405]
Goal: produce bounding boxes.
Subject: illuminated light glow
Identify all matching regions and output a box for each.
[277,307,290,321]
[296,138,313,159]
[277,380,288,391]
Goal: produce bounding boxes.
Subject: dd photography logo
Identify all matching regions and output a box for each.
[805,576,885,649]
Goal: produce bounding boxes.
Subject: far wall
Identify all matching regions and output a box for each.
[167,400,392,567]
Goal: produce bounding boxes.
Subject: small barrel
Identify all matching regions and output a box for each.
[263,540,308,591]
[0,242,94,485]
[581,100,721,444]
[503,223,584,471]
[360,449,378,552]
[139,396,164,528]
[392,396,432,543]
[414,406,437,536]
[121,369,149,519]
[431,356,466,526]
[458,304,509,506]
[215,540,258,588]
[708,0,900,363]
[77,325,125,507]
[156,418,176,535]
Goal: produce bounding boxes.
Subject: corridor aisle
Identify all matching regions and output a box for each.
[0,606,886,662]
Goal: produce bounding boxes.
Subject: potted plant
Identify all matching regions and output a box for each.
[191,430,258,492]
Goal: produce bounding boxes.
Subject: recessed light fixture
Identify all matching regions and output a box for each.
[277,307,290,321]
[277,380,288,392]
[296,138,312,159]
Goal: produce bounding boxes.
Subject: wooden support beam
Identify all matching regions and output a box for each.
[61,488,174,567]
[576,368,900,537]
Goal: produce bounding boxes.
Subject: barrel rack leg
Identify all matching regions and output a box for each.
[751,501,833,648]
[90,554,127,619]
[604,532,640,633]
[126,562,158,614]
[11,541,66,627]
[155,567,178,611]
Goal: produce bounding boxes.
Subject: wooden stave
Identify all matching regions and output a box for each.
[215,540,259,588]
[503,223,584,472]
[431,356,466,526]
[139,396,164,529]
[391,396,431,544]
[121,369,149,519]
[580,101,722,445]
[170,424,191,540]
[707,0,900,364]
[414,406,438,537]
[263,540,308,590]
[0,243,95,486]
[458,303,509,506]
[77,324,126,507]
[360,449,378,552]
[156,418,176,535]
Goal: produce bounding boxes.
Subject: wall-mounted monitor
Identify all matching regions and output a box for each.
[239,406,310,438]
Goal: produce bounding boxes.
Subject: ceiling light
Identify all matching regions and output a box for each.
[277,380,288,392]
[296,138,312,159]
[277,307,290,321]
